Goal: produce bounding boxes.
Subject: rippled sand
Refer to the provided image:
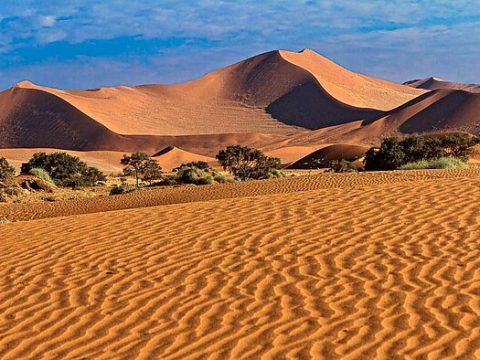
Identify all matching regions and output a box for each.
[2,169,480,359]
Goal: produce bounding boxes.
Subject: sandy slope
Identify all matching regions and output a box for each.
[279,49,422,110]
[2,170,480,359]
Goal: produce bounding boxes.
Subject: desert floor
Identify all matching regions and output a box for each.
[2,169,480,359]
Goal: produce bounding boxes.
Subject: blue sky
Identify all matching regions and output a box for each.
[0,1,479,90]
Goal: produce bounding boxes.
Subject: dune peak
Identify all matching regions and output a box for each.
[15,80,37,88]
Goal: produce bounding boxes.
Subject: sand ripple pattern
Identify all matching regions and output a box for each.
[2,170,480,358]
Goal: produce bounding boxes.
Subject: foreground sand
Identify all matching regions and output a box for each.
[2,170,480,359]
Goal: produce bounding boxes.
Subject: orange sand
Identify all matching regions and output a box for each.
[1,170,480,358]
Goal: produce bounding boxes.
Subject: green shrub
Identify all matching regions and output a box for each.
[173,161,210,171]
[0,157,15,180]
[21,152,106,188]
[399,157,468,170]
[212,171,229,183]
[28,168,54,184]
[266,169,286,178]
[175,165,213,185]
[328,159,358,173]
[109,184,135,195]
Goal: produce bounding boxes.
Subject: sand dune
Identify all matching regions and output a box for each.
[280,49,423,110]
[152,146,215,171]
[369,90,480,135]
[1,49,427,153]
[2,49,480,163]
[404,77,480,93]
[2,170,480,358]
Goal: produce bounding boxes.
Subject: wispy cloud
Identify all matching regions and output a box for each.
[0,1,478,89]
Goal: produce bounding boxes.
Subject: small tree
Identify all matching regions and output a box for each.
[121,152,162,188]
[0,157,15,181]
[142,159,163,185]
[216,145,281,180]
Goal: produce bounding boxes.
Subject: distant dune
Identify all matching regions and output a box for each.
[2,49,480,158]
[404,77,480,93]
[0,148,126,174]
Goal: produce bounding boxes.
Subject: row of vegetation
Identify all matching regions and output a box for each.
[1,134,477,201]
[0,145,284,200]
[363,133,479,171]
[111,145,284,194]
[317,133,479,173]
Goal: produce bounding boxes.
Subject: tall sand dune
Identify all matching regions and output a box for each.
[2,170,480,358]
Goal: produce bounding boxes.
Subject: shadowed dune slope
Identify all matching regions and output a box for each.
[2,170,480,358]
[404,77,480,93]
[264,146,325,164]
[373,90,480,135]
[289,144,369,168]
